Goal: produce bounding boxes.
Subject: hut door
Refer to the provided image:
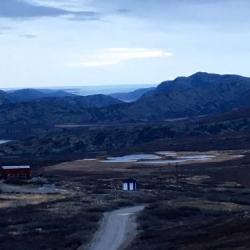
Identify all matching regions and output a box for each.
[123,183,128,191]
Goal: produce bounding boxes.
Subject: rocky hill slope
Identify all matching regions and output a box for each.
[1,72,250,138]
[116,72,250,120]
[110,87,155,102]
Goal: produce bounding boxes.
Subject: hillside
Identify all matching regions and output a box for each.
[116,72,250,120]
[2,105,250,158]
[0,90,8,105]
[110,87,155,102]
[0,95,124,138]
[1,72,250,139]
[7,89,75,103]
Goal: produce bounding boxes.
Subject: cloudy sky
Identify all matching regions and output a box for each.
[0,0,250,88]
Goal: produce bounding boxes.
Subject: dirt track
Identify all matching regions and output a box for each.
[87,206,145,250]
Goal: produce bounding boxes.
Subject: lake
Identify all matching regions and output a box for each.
[0,140,11,145]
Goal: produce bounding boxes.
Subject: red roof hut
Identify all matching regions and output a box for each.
[1,166,31,179]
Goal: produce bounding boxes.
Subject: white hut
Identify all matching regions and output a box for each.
[122,179,137,191]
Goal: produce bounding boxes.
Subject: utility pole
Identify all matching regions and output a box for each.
[175,163,180,185]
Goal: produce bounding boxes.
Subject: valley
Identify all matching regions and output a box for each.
[2,73,250,249]
[1,147,250,249]
[1,0,249,248]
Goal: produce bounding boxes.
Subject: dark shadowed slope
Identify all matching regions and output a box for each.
[0,94,124,138]
[110,87,155,102]
[7,88,74,102]
[0,90,8,105]
[1,72,250,139]
[3,105,250,157]
[117,72,250,120]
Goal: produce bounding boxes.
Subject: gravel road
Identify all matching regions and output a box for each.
[88,205,144,250]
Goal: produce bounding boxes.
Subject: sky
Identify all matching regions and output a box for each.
[0,0,250,88]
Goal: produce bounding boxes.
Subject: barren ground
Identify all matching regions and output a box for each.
[1,149,250,249]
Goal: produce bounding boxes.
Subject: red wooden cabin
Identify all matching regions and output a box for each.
[1,166,31,179]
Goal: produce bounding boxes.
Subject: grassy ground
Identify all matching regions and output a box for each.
[1,150,250,249]
[128,154,250,250]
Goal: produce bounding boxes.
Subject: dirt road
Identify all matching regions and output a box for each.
[87,206,144,250]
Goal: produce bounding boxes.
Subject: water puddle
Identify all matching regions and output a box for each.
[0,140,11,145]
[101,154,162,163]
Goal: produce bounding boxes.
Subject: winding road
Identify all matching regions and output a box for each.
[88,205,145,250]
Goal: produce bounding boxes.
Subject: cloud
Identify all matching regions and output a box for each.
[26,0,92,11]
[19,34,37,39]
[0,25,13,35]
[84,0,250,30]
[69,48,173,67]
[0,26,12,30]
[0,0,100,20]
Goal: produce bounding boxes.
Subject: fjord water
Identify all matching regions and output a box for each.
[0,140,11,145]
[5,84,155,96]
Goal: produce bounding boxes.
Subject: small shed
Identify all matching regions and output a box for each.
[1,166,31,179]
[122,179,137,191]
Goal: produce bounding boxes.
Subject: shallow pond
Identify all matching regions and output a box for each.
[141,155,216,165]
[155,151,177,157]
[0,140,11,145]
[101,154,162,163]
[101,153,217,164]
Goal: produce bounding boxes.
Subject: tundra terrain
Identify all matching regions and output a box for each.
[1,147,250,250]
[2,73,250,249]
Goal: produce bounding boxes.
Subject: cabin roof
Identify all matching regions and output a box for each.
[1,166,31,170]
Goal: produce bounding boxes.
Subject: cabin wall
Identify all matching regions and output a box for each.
[122,182,137,191]
[2,169,31,179]
[123,183,129,191]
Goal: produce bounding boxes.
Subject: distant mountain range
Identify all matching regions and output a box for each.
[7,89,75,103]
[110,87,155,102]
[0,90,8,105]
[1,72,250,139]
[0,88,123,107]
[111,72,250,121]
[0,88,76,104]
